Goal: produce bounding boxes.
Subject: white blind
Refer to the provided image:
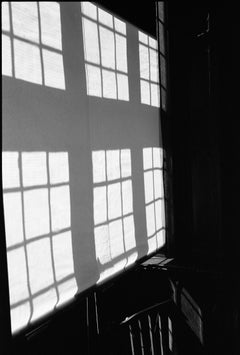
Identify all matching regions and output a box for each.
[2,1,166,334]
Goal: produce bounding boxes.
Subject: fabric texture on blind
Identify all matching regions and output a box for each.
[2,1,166,334]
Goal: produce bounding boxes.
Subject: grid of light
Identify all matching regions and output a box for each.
[2,151,77,333]
[143,147,166,254]
[1,2,65,89]
[92,149,137,282]
[139,31,160,107]
[81,2,129,101]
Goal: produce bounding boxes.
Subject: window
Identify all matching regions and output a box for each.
[81,2,129,101]
[143,147,165,254]
[2,151,77,333]
[139,31,160,107]
[92,149,137,282]
[1,2,65,89]
[157,2,167,111]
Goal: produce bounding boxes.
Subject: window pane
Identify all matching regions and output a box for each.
[82,18,100,65]
[99,26,115,69]
[116,34,127,73]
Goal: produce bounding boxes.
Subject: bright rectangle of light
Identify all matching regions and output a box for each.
[49,152,69,184]
[122,180,133,215]
[120,149,131,178]
[108,183,122,220]
[27,237,54,294]
[39,2,62,50]
[2,2,10,31]
[24,188,50,239]
[144,171,154,204]
[109,219,124,259]
[14,38,42,85]
[98,8,113,28]
[143,148,153,170]
[82,18,100,65]
[117,73,129,101]
[140,80,150,105]
[85,64,102,97]
[94,225,111,264]
[3,192,24,248]
[7,247,29,304]
[2,34,12,77]
[106,150,120,181]
[81,2,97,20]
[52,231,75,281]
[50,185,71,232]
[94,186,107,225]
[22,152,47,187]
[99,26,115,70]
[11,2,39,43]
[102,69,117,99]
[92,151,106,183]
[116,34,127,73]
[42,49,65,89]
[2,152,20,189]
[139,44,149,80]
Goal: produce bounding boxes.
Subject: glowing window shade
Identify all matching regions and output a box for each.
[7,248,29,304]
[94,186,107,224]
[116,34,127,73]
[114,18,126,35]
[3,193,24,248]
[140,80,150,105]
[2,2,10,32]
[139,31,160,107]
[81,3,129,101]
[50,186,71,232]
[27,237,54,294]
[98,8,113,28]
[106,150,120,181]
[2,152,20,189]
[85,64,102,97]
[2,2,65,90]
[120,150,131,178]
[24,188,50,239]
[2,34,12,76]
[92,149,137,283]
[52,231,75,281]
[39,2,62,50]
[157,2,167,111]
[108,183,122,220]
[11,2,39,43]
[99,26,115,69]
[31,288,57,322]
[22,152,47,187]
[102,69,117,99]
[3,151,77,334]
[143,148,166,254]
[81,2,97,20]
[82,18,100,65]
[92,151,106,183]
[49,152,69,184]
[42,49,65,90]
[14,39,42,85]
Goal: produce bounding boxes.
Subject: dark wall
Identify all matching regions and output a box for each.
[168,4,235,267]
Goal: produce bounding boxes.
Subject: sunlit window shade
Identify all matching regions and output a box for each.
[139,31,160,107]
[2,1,167,336]
[2,2,65,89]
[143,148,165,254]
[2,151,77,333]
[81,3,129,101]
[92,149,137,282]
